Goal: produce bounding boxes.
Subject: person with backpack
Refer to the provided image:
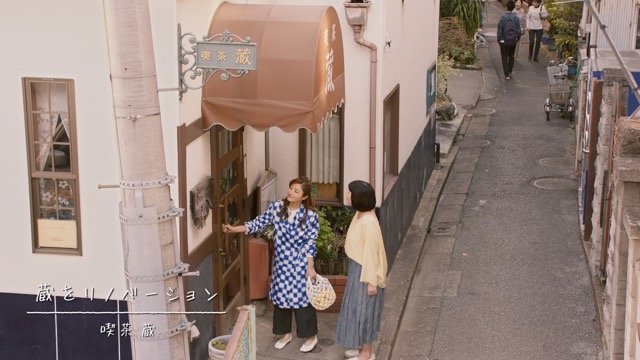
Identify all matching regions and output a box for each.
[497,1,522,80]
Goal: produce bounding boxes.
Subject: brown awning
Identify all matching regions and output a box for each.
[201,2,345,133]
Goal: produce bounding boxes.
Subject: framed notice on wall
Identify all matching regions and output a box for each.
[37,219,78,249]
[426,61,437,114]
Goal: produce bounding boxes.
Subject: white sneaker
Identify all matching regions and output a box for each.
[299,336,318,352]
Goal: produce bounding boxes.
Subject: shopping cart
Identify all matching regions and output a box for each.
[544,57,577,121]
[546,57,576,83]
[544,80,575,121]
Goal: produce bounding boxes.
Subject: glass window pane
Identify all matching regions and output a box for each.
[30,82,49,112]
[36,145,53,172]
[50,83,69,113]
[59,209,75,220]
[52,114,70,144]
[39,179,57,207]
[218,129,232,158]
[57,180,75,208]
[33,113,53,144]
[52,145,71,173]
[40,208,58,220]
[637,8,640,49]
[222,267,241,309]
[220,160,238,195]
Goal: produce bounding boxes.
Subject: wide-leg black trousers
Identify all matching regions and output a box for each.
[273,305,318,338]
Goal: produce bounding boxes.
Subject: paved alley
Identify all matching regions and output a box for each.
[390,1,602,359]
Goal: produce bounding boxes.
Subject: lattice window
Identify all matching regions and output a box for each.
[23,78,81,254]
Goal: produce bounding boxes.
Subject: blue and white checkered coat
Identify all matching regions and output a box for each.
[244,200,319,308]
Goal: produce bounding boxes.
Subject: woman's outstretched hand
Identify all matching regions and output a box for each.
[222,224,245,233]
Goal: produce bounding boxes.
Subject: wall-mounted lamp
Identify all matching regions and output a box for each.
[344,1,371,29]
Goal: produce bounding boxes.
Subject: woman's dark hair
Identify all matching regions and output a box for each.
[348,180,376,212]
[279,176,317,228]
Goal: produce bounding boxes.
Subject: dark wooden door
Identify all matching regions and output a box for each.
[211,126,246,334]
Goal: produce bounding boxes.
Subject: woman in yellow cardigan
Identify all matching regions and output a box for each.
[336,180,388,360]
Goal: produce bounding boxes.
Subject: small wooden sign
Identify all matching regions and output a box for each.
[37,219,78,249]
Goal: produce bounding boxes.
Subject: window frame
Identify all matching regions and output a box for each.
[635,6,640,49]
[298,105,345,206]
[383,85,400,199]
[23,77,82,255]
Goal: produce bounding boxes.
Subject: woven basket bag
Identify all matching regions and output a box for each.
[306,274,336,311]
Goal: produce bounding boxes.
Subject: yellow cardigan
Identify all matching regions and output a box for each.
[344,213,388,288]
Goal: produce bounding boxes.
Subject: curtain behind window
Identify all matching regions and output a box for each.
[306,113,340,184]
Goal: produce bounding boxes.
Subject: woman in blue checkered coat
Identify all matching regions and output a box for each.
[223,176,320,353]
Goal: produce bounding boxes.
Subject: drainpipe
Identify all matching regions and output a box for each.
[355,27,377,189]
[344,1,377,189]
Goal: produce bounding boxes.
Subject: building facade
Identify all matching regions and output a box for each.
[0,0,440,358]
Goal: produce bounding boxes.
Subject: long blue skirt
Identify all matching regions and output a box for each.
[336,259,385,348]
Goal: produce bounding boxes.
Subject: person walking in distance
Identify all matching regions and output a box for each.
[223,176,320,353]
[512,0,527,60]
[497,1,522,79]
[526,0,547,61]
[337,181,388,360]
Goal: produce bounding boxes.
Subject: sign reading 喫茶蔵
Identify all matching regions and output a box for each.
[196,42,257,71]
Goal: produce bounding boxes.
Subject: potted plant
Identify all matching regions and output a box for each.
[315,209,337,274]
[317,206,354,275]
[208,334,230,359]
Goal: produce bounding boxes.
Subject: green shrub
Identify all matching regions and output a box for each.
[440,0,484,37]
[437,54,456,103]
[545,0,582,59]
[438,17,477,66]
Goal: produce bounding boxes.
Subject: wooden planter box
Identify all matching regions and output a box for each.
[266,275,348,313]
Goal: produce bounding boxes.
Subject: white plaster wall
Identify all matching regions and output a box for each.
[177,0,266,198]
[152,0,180,198]
[0,0,440,298]
[269,129,300,199]
[0,0,180,297]
[397,0,439,166]
[0,1,122,295]
[186,134,212,253]
[342,0,384,199]
[177,0,223,125]
[245,128,267,196]
[253,0,439,203]
[212,0,375,201]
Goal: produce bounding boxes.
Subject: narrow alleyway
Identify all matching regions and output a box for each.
[391,1,602,359]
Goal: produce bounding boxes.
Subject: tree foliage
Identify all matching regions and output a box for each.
[440,0,484,37]
[438,17,477,66]
[545,0,583,58]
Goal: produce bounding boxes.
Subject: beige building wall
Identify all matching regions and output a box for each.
[1,1,123,295]
[0,0,439,297]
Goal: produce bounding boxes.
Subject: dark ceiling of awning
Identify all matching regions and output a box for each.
[201,2,345,133]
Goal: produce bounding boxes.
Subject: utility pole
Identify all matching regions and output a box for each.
[103,0,191,358]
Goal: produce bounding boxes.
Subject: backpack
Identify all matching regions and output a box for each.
[502,17,519,46]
